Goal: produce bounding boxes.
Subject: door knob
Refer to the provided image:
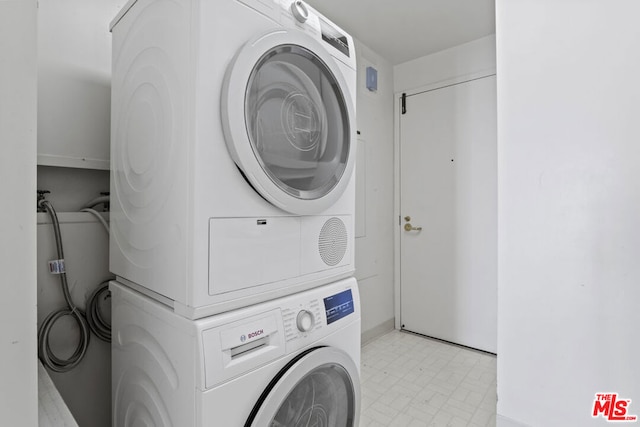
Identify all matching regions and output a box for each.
[404,223,423,232]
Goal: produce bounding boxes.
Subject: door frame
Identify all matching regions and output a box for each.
[393,68,497,330]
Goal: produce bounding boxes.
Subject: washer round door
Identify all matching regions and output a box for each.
[245,347,361,427]
[222,29,356,215]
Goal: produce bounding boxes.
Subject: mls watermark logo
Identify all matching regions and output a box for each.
[593,393,637,422]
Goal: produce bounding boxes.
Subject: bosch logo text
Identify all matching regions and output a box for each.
[247,329,264,339]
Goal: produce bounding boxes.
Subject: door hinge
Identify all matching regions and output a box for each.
[401,93,407,115]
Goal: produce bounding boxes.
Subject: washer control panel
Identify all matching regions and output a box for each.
[282,298,323,343]
[278,278,358,352]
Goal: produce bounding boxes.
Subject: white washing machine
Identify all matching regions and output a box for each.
[111,277,361,426]
[109,0,358,319]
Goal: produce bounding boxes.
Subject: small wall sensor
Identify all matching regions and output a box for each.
[366,66,378,92]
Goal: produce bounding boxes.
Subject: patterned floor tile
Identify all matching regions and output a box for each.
[361,330,496,427]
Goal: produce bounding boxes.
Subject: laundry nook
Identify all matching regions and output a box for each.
[2,1,640,426]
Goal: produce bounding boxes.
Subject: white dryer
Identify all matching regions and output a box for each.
[109,0,358,318]
[111,277,361,426]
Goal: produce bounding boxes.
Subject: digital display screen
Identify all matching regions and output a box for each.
[320,19,350,58]
[323,289,354,325]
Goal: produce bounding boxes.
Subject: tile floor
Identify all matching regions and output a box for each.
[360,330,497,427]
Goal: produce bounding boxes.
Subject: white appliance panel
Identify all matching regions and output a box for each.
[208,217,302,295]
[111,277,361,427]
[110,0,191,302]
[110,0,357,317]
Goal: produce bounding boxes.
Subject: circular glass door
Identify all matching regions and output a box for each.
[222,30,356,215]
[245,45,349,201]
[245,347,360,427]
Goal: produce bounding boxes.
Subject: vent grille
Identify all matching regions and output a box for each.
[318,217,348,266]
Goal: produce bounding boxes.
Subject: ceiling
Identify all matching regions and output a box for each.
[305,0,495,65]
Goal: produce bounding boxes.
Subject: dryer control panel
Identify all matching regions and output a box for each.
[277,0,356,69]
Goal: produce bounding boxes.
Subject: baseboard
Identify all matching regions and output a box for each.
[361,318,395,345]
[496,414,531,427]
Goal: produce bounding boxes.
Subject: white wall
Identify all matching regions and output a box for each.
[38,166,110,211]
[37,0,121,169]
[353,41,396,341]
[0,0,38,425]
[497,1,640,426]
[394,34,496,93]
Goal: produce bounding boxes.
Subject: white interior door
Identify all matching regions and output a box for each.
[399,75,497,353]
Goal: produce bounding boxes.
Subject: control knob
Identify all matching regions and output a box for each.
[296,310,314,332]
[291,0,309,23]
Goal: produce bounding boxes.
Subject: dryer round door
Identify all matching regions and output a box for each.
[222,29,356,215]
[245,346,360,427]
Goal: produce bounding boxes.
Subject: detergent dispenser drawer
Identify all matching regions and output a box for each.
[201,308,285,389]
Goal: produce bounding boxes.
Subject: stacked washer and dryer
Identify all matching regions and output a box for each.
[109,0,360,425]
